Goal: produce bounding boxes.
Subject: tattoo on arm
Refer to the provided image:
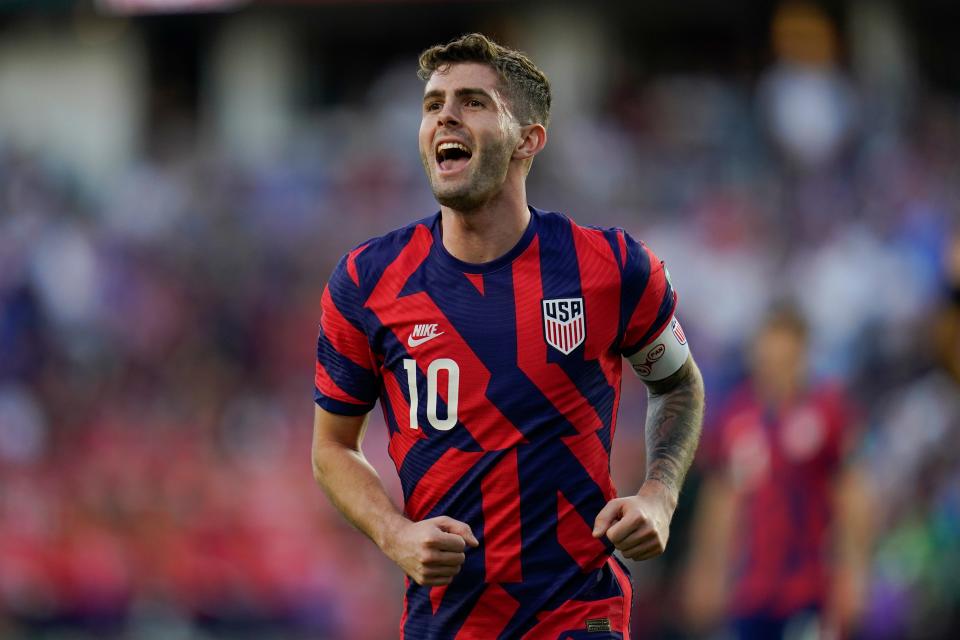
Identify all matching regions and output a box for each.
[644,356,705,494]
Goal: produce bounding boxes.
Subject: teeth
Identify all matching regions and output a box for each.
[437,142,470,154]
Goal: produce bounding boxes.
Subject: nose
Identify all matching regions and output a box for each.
[437,102,461,128]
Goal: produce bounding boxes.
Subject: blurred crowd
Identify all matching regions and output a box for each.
[2,4,960,639]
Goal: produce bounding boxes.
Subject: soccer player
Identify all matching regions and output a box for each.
[683,305,871,640]
[311,33,705,639]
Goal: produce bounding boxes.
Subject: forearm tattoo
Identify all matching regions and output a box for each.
[644,358,705,494]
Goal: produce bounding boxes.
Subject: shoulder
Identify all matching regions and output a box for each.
[346,213,436,265]
[575,217,666,277]
[535,208,627,267]
[331,213,438,291]
[702,383,760,466]
[717,383,760,426]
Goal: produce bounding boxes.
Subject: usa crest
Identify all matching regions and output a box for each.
[542,298,586,355]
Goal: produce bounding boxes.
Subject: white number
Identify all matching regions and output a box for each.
[427,358,459,430]
[402,359,419,431]
[403,357,460,430]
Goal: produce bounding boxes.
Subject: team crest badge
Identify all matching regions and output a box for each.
[542,298,586,355]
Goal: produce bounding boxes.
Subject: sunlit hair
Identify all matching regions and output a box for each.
[418,33,551,127]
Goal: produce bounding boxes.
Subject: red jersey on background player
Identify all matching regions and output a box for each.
[311,34,705,639]
[684,306,872,640]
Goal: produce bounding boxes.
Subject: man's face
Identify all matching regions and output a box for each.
[419,63,522,211]
[751,325,807,401]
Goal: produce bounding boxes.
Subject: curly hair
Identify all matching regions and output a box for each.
[418,33,551,127]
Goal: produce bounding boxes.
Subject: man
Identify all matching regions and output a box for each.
[683,305,871,640]
[312,33,704,639]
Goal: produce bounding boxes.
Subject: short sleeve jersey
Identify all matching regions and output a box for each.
[704,383,855,619]
[315,208,679,639]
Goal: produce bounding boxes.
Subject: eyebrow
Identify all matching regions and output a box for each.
[423,87,495,103]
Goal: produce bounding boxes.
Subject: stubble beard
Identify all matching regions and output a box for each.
[423,139,512,213]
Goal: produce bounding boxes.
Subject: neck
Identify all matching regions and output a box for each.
[439,179,530,264]
[755,379,802,411]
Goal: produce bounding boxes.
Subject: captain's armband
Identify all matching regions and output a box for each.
[626,316,690,382]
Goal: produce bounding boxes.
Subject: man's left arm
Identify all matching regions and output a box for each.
[827,440,873,636]
[593,354,705,560]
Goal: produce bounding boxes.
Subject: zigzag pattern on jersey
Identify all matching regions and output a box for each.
[314,208,677,639]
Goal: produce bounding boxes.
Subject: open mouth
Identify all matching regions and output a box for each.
[435,141,472,173]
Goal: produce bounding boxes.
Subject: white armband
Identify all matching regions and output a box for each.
[627,316,690,382]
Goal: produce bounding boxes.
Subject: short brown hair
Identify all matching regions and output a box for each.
[418,33,551,127]
[760,302,809,342]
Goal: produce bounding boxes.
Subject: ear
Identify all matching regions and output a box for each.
[513,123,547,161]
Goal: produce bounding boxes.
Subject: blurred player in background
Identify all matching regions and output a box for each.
[683,304,872,639]
[310,33,705,638]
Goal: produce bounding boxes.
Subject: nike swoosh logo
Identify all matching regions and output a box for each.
[407,332,444,348]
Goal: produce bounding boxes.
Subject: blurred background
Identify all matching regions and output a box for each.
[0,0,958,638]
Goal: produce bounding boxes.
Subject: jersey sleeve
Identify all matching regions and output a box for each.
[314,253,380,415]
[617,232,678,356]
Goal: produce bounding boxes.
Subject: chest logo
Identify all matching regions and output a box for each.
[407,323,444,348]
[542,297,585,355]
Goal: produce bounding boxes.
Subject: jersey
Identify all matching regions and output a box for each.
[705,383,855,621]
[314,207,680,639]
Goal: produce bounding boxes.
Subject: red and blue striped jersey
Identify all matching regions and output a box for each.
[706,383,855,620]
[314,207,677,639]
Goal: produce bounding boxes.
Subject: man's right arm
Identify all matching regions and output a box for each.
[311,404,478,586]
[682,472,737,633]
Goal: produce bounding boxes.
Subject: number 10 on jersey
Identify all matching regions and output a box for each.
[402,358,460,431]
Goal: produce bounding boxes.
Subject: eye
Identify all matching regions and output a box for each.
[425,102,442,112]
[466,99,484,108]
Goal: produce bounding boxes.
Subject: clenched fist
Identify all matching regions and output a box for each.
[383,515,479,586]
[592,481,677,561]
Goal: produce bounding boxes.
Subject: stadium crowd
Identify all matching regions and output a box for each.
[1,14,959,640]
